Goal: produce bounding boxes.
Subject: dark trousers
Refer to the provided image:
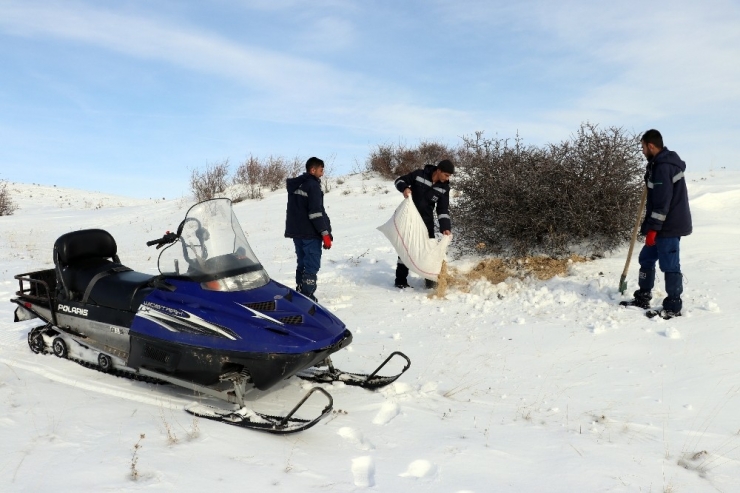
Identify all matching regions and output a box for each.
[637,236,683,312]
[293,238,322,297]
[395,226,436,286]
[395,257,410,283]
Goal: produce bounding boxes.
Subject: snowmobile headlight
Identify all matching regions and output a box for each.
[201,270,270,292]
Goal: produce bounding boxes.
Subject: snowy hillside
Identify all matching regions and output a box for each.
[1,171,739,492]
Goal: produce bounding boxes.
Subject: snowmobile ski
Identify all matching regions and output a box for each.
[184,387,333,434]
[298,351,411,389]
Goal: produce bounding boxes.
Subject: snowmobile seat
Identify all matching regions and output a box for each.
[54,229,154,311]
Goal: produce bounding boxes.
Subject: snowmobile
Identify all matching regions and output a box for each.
[11,198,410,433]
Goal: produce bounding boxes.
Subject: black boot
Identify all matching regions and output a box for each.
[646,309,682,320]
[425,279,438,290]
[662,272,683,314]
[395,259,411,288]
[301,272,318,302]
[620,289,651,309]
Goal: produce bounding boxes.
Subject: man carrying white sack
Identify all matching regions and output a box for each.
[393,159,454,289]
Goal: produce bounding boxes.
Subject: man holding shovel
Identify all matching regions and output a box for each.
[620,129,692,319]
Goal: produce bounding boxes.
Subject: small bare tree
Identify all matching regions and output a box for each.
[262,156,289,191]
[190,160,230,202]
[233,156,264,200]
[0,180,17,216]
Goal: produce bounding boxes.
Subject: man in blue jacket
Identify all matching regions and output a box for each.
[393,159,454,289]
[621,130,692,319]
[285,157,332,301]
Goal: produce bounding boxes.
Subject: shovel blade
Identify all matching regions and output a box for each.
[619,275,628,295]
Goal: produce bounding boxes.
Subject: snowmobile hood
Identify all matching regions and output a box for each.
[131,279,348,354]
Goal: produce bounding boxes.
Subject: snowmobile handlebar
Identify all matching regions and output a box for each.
[146,231,179,249]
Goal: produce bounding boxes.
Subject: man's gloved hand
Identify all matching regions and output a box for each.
[645,230,657,247]
[322,234,332,250]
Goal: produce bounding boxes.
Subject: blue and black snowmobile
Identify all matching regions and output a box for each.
[11,199,409,433]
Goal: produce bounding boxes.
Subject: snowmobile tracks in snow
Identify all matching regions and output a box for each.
[297,351,411,390]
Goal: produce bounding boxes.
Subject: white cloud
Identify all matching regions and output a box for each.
[0,1,359,99]
[1,0,738,169]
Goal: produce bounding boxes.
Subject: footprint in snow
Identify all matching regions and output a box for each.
[589,323,606,334]
[662,327,681,339]
[399,459,437,479]
[372,401,400,425]
[338,427,374,450]
[351,456,375,487]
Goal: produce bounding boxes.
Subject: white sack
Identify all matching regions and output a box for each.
[377,197,452,281]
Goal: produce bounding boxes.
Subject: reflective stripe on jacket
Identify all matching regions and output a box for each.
[641,147,692,237]
[285,173,332,239]
[395,164,451,237]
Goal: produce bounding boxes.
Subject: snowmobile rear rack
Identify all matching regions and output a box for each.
[14,270,57,325]
[297,351,411,390]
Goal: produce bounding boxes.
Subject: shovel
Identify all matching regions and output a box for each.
[619,185,647,294]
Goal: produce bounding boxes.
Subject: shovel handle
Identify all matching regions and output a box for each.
[620,185,648,289]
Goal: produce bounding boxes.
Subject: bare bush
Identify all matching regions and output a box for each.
[233,155,293,199]
[262,156,289,191]
[321,155,335,194]
[366,140,454,179]
[454,123,643,257]
[190,160,230,202]
[287,157,304,178]
[0,180,17,216]
[233,156,264,200]
[366,143,395,178]
[417,140,453,169]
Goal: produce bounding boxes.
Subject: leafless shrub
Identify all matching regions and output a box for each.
[288,157,304,178]
[454,123,643,257]
[232,155,301,198]
[0,180,17,216]
[233,156,264,200]
[262,156,289,191]
[321,156,335,193]
[190,160,230,202]
[366,140,454,179]
[366,143,395,178]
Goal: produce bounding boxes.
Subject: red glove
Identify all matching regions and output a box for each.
[322,235,332,250]
[645,230,657,247]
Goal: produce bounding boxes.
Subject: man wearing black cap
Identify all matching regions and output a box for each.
[393,159,454,289]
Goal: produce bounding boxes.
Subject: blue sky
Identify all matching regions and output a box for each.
[1,0,738,198]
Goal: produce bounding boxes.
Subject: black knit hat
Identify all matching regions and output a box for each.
[437,159,455,174]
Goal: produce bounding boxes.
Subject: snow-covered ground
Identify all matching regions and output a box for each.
[1,171,739,492]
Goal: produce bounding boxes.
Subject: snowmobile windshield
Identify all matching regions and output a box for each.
[157,199,270,290]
